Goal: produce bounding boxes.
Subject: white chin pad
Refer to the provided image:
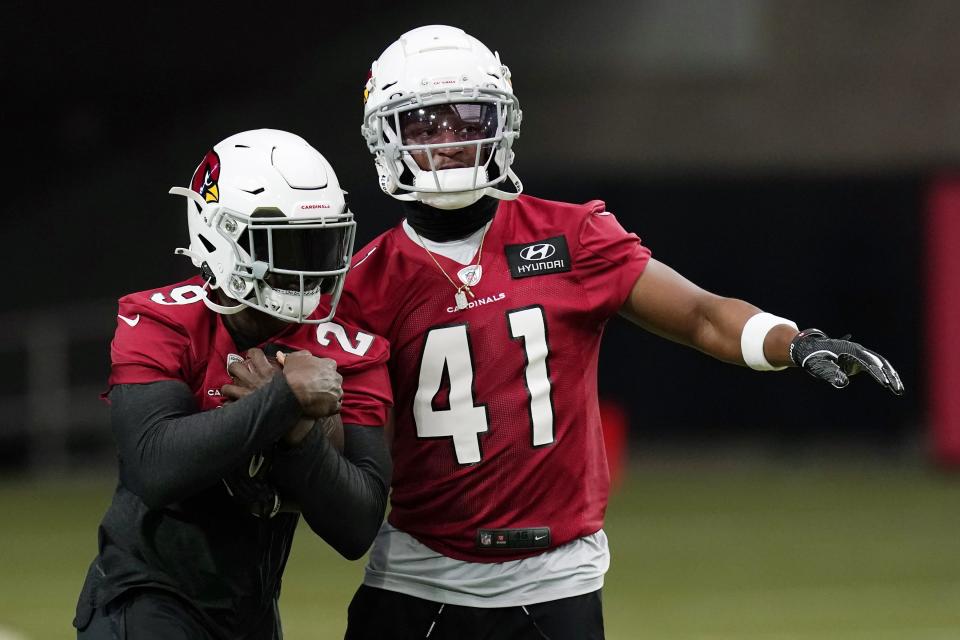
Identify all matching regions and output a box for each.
[418,190,485,210]
[414,166,489,191]
[414,168,487,210]
[413,167,487,209]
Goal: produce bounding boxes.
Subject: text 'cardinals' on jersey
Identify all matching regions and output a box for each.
[108,276,392,426]
[336,195,651,562]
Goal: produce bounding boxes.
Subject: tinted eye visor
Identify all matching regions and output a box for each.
[252,224,349,272]
[259,226,348,295]
[234,207,356,289]
[400,103,499,145]
[247,208,350,269]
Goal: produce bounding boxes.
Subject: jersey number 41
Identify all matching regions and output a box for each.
[414,305,554,464]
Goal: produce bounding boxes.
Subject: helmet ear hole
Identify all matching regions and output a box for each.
[198,234,217,254]
[398,163,415,187]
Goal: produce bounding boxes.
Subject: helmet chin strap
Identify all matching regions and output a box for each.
[200,278,247,315]
[169,186,206,207]
[201,292,247,316]
[481,168,523,202]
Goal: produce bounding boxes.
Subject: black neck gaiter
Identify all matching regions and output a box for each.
[402,196,500,242]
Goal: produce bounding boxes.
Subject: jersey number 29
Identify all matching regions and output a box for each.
[414,306,554,464]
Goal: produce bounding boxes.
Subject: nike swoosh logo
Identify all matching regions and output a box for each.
[352,246,378,269]
[118,314,140,327]
[534,534,547,541]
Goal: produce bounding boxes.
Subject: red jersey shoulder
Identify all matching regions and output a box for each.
[276,315,389,373]
[109,277,215,387]
[509,194,647,259]
[506,194,608,238]
[117,276,215,336]
[276,314,393,427]
[337,226,409,335]
[349,229,394,272]
[344,226,406,286]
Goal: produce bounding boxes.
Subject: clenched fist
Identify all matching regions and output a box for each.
[276,350,343,419]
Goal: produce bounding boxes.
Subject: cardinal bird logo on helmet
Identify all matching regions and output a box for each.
[190,150,221,203]
[363,69,373,105]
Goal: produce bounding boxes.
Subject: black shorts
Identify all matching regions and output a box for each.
[345,584,604,640]
[75,589,281,640]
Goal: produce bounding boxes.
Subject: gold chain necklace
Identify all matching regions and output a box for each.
[411,224,489,311]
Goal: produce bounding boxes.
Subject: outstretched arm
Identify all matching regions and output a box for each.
[618,258,797,366]
[619,258,903,394]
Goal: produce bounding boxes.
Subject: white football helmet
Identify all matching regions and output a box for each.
[361,25,523,210]
[170,129,356,323]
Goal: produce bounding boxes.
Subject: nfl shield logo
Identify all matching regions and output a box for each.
[458,264,482,287]
[480,532,492,546]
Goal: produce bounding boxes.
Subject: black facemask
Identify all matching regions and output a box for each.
[402,196,500,242]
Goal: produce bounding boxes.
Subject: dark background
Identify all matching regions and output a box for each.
[3,1,945,470]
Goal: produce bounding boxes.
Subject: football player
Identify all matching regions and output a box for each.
[335,26,904,639]
[73,129,392,639]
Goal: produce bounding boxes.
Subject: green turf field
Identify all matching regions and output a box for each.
[1,462,958,639]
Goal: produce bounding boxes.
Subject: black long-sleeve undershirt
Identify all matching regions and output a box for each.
[109,378,302,509]
[271,422,392,559]
[81,378,389,635]
[108,379,392,558]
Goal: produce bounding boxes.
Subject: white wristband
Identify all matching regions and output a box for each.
[740,312,798,371]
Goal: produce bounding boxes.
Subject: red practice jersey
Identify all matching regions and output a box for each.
[108,276,392,426]
[337,195,651,561]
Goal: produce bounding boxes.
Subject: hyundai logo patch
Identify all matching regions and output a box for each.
[505,236,571,279]
[519,243,556,261]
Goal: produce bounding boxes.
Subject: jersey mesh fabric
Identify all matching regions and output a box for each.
[338,195,650,563]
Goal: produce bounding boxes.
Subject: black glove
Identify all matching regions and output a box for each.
[789,328,904,395]
[221,451,282,519]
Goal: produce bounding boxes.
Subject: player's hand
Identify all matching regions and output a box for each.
[221,347,281,401]
[789,328,904,395]
[221,451,282,519]
[277,350,343,419]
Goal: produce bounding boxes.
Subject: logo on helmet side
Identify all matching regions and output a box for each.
[191,150,221,203]
[363,70,372,105]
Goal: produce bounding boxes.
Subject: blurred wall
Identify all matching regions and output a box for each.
[8,1,958,297]
[523,0,960,171]
[2,0,950,467]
